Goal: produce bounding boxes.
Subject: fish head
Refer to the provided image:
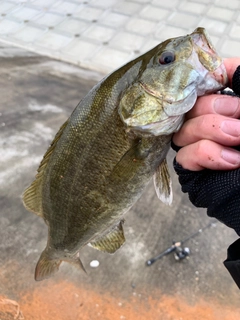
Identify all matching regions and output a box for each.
[119,27,228,135]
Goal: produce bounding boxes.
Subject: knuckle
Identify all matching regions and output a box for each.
[195,140,208,157]
[195,140,219,163]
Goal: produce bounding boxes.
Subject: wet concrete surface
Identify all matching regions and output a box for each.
[0,42,240,319]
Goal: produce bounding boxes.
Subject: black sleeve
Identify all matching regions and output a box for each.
[224,239,240,289]
[172,143,240,237]
[171,65,240,288]
[172,142,240,288]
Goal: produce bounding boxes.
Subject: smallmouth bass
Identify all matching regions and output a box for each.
[23,28,227,281]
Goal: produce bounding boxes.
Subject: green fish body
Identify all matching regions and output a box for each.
[23,28,228,281]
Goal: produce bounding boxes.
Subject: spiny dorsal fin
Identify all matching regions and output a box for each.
[22,120,69,217]
[154,158,173,205]
[89,220,125,254]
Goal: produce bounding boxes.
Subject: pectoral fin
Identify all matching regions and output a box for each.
[154,159,173,205]
[89,220,125,254]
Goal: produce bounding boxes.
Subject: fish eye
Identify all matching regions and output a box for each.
[158,51,175,65]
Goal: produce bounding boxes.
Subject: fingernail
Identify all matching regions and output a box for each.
[214,97,239,116]
[221,148,240,165]
[221,120,240,137]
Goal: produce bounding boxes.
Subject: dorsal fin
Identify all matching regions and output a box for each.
[22,120,69,217]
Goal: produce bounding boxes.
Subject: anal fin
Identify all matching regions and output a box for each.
[89,220,125,254]
[65,252,86,274]
[154,158,173,205]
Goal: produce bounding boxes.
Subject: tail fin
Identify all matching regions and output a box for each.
[34,249,86,281]
[35,250,62,281]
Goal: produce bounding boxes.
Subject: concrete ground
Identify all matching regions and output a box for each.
[0,41,240,320]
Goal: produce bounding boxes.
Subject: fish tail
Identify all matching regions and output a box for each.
[35,250,86,281]
[35,249,62,281]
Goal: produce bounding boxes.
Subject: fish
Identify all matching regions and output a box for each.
[22,27,228,281]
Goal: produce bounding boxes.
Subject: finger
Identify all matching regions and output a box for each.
[176,140,240,171]
[224,58,240,86]
[186,95,240,120]
[173,114,240,147]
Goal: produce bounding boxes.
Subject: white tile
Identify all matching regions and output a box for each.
[229,23,240,40]
[0,19,22,34]
[140,39,160,53]
[100,12,129,28]
[0,2,17,14]
[19,0,36,2]
[33,0,58,7]
[37,31,72,50]
[131,0,150,3]
[56,18,89,34]
[92,47,132,73]
[221,39,240,58]
[51,1,81,14]
[152,0,179,8]
[8,6,41,20]
[215,0,240,9]
[155,25,187,41]
[179,1,207,14]
[168,12,200,29]
[207,6,234,22]
[12,25,45,42]
[35,12,64,27]
[199,17,227,35]
[62,39,98,60]
[110,31,145,52]
[114,1,143,15]
[84,25,115,43]
[6,0,34,2]
[140,5,170,21]
[126,18,157,35]
[190,0,214,3]
[91,0,118,8]
[74,6,104,21]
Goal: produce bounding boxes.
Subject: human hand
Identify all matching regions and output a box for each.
[172,58,240,171]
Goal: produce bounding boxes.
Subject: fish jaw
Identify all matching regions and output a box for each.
[188,27,228,93]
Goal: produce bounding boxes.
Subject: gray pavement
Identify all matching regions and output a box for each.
[0,0,239,74]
